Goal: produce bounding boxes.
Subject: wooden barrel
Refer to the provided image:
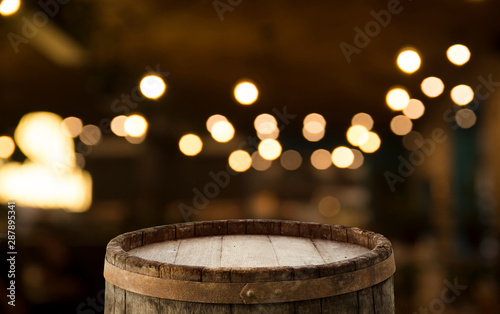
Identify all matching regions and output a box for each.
[104,219,395,313]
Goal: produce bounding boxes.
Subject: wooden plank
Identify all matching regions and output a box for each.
[221,235,279,268]
[231,302,294,314]
[128,240,180,264]
[313,239,369,264]
[321,291,359,314]
[159,299,232,314]
[104,281,114,314]
[113,285,126,314]
[294,299,322,313]
[357,286,375,314]
[269,235,325,266]
[373,277,395,314]
[175,236,222,267]
[125,290,159,314]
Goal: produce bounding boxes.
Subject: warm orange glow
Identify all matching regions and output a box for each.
[397,49,421,74]
[311,149,332,170]
[348,149,364,169]
[111,115,128,137]
[258,139,282,160]
[206,114,228,132]
[210,120,235,143]
[351,113,373,130]
[179,134,203,156]
[386,87,410,110]
[124,114,148,137]
[390,115,413,136]
[0,136,15,159]
[451,84,474,105]
[421,77,444,98]
[79,125,102,146]
[228,150,252,172]
[403,99,425,119]
[455,108,477,129]
[140,75,166,99]
[234,81,258,105]
[303,128,325,142]
[331,146,354,168]
[447,44,471,66]
[61,117,83,138]
[359,132,381,153]
[0,0,20,16]
[347,125,368,147]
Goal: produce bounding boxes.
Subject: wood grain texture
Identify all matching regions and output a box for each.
[104,219,395,314]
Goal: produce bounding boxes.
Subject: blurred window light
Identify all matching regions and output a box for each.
[302,127,325,142]
[397,49,421,74]
[347,125,368,146]
[402,131,424,151]
[79,125,102,146]
[140,75,166,99]
[111,115,128,137]
[3,111,92,212]
[61,117,83,138]
[348,149,364,170]
[304,113,326,128]
[0,0,20,16]
[421,76,444,98]
[280,150,302,171]
[210,120,235,143]
[403,99,425,119]
[311,149,332,170]
[258,139,282,160]
[228,150,252,172]
[251,151,272,171]
[0,161,92,212]
[234,81,258,105]
[351,112,373,130]
[318,196,341,217]
[0,136,15,159]
[451,84,474,105]
[124,114,148,137]
[390,115,413,136]
[179,134,203,156]
[359,131,381,153]
[14,112,76,168]
[206,114,228,133]
[332,146,354,168]
[447,44,471,66]
[455,108,477,129]
[386,87,410,110]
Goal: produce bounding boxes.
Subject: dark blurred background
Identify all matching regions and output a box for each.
[0,0,499,313]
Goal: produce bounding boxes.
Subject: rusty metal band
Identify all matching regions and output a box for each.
[104,253,395,304]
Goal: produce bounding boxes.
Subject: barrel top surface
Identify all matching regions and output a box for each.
[128,234,370,268]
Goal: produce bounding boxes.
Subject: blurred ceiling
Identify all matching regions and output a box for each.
[1,0,500,138]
